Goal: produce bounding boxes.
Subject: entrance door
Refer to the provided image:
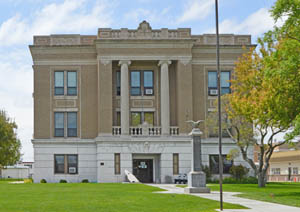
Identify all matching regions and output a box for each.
[133,159,153,183]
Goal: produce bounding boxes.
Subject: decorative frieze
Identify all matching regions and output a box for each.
[55,100,76,108]
[98,21,191,40]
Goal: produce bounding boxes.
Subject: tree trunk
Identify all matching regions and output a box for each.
[258,172,266,187]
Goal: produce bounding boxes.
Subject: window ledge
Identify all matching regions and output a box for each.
[54,96,78,100]
[130,96,155,100]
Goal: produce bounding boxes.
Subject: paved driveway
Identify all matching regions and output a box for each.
[148,184,300,212]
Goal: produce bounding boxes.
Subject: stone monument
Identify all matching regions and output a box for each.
[184,120,210,193]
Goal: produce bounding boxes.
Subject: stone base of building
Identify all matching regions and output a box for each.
[184,187,211,193]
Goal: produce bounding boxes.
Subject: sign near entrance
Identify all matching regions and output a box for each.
[139,161,147,169]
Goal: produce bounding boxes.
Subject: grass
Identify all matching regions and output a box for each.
[0,181,246,212]
[209,182,300,208]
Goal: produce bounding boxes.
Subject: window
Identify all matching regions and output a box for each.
[293,167,298,175]
[54,71,77,96]
[271,168,281,175]
[116,71,121,96]
[208,71,231,95]
[143,71,154,95]
[54,112,64,137]
[54,112,77,137]
[209,155,233,174]
[129,70,154,96]
[54,155,65,174]
[114,153,121,175]
[173,153,179,175]
[131,112,154,126]
[116,112,121,126]
[54,71,64,95]
[131,112,142,126]
[144,112,154,125]
[67,71,77,95]
[131,71,141,95]
[67,112,77,137]
[54,154,78,174]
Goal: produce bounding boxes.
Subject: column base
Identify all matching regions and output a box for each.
[184,187,211,193]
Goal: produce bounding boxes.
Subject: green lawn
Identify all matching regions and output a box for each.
[0,181,245,212]
[209,182,300,208]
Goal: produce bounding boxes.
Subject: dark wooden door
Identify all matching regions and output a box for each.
[133,159,153,183]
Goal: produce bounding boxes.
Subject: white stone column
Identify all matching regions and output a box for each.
[158,60,171,135]
[119,60,131,135]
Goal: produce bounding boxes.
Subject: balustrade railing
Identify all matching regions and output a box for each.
[112,126,179,136]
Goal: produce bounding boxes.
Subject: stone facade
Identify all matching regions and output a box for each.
[30,21,254,183]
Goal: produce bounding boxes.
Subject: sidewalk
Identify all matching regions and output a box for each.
[148,184,300,212]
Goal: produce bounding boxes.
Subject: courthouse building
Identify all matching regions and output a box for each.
[30,21,254,183]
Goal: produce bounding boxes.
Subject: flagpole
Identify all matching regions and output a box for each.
[215,0,223,211]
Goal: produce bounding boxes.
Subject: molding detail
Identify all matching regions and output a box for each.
[128,142,165,153]
[158,60,172,66]
[179,59,192,66]
[118,60,131,66]
[99,59,112,66]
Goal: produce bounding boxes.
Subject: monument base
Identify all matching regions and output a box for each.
[184,187,211,193]
[184,171,210,193]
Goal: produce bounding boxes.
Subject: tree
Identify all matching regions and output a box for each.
[0,110,21,177]
[207,0,300,188]
[205,95,257,176]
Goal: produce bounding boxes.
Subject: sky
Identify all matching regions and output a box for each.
[0,0,282,162]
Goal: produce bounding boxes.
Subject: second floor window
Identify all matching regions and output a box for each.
[54,112,64,137]
[67,112,77,137]
[54,112,77,137]
[54,71,77,96]
[208,71,231,95]
[131,112,154,126]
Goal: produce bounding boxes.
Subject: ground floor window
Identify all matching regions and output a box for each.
[271,168,281,175]
[115,153,121,175]
[173,153,179,175]
[209,154,233,174]
[54,154,78,174]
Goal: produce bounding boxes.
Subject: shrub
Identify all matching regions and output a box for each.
[229,165,249,181]
[40,179,47,183]
[207,176,258,184]
[59,179,67,183]
[24,178,33,183]
[201,165,212,181]
[81,179,89,183]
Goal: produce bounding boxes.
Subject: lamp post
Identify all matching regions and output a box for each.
[215,0,223,211]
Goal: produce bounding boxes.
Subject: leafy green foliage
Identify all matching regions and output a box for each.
[0,110,21,172]
[229,165,249,181]
[40,179,47,183]
[59,179,67,183]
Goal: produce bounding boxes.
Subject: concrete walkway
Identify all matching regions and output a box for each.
[148,184,300,212]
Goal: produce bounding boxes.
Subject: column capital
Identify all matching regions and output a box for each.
[118,60,131,66]
[158,60,172,66]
